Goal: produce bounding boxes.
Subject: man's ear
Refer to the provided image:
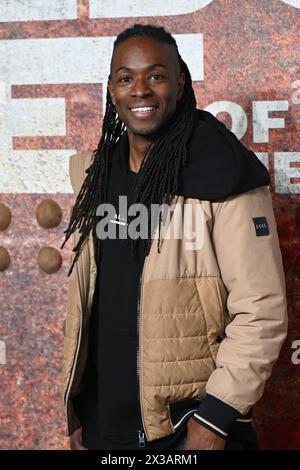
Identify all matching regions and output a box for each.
[108,78,115,105]
[177,72,185,101]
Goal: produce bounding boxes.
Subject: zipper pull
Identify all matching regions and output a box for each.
[138,429,146,447]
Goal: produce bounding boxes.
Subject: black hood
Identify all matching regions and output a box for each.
[114,108,270,201]
[177,109,270,201]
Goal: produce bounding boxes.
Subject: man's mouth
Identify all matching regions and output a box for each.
[129,106,158,117]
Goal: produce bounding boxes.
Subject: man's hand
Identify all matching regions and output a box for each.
[182,417,226,450]
[70,427,88,450]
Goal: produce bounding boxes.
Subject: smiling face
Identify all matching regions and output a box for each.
[108,36,185,138]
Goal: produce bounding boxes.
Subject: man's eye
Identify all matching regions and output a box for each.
[119,76,131,83]
[150,74,163,80]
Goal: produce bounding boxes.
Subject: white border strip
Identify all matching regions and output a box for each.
[193,412,228,437]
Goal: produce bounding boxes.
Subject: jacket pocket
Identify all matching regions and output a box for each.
[195,277,227,362]
[215,277,232,331]
[169,398,202,431]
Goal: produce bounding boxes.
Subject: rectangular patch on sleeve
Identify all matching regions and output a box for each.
[253,216,270,236]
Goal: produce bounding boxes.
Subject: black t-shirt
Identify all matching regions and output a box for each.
[75,134,186,450]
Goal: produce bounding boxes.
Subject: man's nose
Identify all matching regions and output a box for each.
[131,77,151,97]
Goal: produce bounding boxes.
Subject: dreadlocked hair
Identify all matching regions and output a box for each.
[61,23,200,277]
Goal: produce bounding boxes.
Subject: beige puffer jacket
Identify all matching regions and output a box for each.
[60,150,288,441]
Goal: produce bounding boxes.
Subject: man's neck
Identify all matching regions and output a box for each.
[127,132,153,173]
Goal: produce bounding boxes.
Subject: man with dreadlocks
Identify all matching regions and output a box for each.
[60,24,287,451]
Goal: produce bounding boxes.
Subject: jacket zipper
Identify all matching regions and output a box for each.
[136,220,161,447]
[136,255,148,447]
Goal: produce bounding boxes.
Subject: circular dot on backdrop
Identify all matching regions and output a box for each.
[36,199,63,229]
[37,246,62,274]
[0,203,12,231]
[0,246,11,271]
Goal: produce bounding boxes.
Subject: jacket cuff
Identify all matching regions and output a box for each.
[191,394,243,439]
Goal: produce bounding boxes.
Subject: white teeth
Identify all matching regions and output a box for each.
[130,107,156,112]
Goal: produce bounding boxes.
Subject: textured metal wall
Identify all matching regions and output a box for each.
[0,0,299,449]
